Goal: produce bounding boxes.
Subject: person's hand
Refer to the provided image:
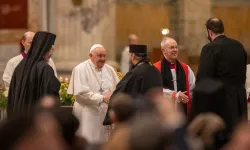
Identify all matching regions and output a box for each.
[103,92,112,104]
[178,91,189,103]
[153,92,185,126]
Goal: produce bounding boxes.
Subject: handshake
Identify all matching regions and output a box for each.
[103,91,112,104]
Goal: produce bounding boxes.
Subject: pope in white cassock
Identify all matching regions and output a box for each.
[67,44,119,144]
[3,31,57,93]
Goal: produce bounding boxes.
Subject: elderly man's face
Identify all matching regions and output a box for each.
[90,47,106,69]
[22,32,35,52]
[129,38,138,45]
[162,39,178,60]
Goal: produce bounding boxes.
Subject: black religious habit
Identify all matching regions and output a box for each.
[193,35,247,135]
[7,32,60,117]
[103,61,163,125]
[103,45,163,125]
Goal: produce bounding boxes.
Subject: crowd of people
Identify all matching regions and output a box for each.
[0,17,249,150]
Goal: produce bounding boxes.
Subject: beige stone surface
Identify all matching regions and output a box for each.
[28,0,41,32]
[183,0,212,56]
[55,0,116,73]
[169,0,212,56]
[248,103,250,121]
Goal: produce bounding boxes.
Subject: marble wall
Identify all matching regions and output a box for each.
[0,0,117,83]
[54,0,116,75]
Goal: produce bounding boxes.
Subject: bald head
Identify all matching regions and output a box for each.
[89,44,106,69]
[22,31,35,52]
[128,34,138,45]
[205,18,224,34]
[205,18,224,42]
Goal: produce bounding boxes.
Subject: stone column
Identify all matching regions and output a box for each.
[170,0,212,56]
[169,0,212,72]
[183,0,212,56]
[40,0,48,31]
[169,0,185,46]
[28,0,41,31]
[54,0,116,76]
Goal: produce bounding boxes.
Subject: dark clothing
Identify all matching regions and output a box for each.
[196,35,247,85]
[191,35,247,147]
[161,59,187,92]
[189,78,230,149]
[156,58,190,115]
[7,32,60,117]
[103,61,163,125]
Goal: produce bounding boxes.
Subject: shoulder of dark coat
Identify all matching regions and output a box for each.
[229,38,246,52]
[131,63,160,76]
[202,41,218,50]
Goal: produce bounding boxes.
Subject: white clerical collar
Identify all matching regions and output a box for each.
[88,59,102,71]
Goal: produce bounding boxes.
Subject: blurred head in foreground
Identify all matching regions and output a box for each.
[109,93,135,124]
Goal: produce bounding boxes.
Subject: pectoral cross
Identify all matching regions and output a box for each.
[99,87,104,94]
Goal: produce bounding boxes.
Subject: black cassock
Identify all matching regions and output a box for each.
[191,35,247,135]
[7,32,60,117]
[103,61,163,125]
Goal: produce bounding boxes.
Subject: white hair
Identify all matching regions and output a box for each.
[89,44,104,53]
[128,34,138,40]
[22,31,35,41]
[160,37,176,49]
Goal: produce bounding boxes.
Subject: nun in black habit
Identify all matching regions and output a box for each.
[7,31,60,118]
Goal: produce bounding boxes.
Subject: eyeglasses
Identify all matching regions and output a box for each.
[169,46,178,49]
[162,46,178,50]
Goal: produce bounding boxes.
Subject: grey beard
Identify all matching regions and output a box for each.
[129,60,134,70]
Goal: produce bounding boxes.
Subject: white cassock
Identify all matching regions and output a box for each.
[163,65,195,110]
[120,46,129,75]
[245,64,250,120]
[3,54,57,92]
[67,59,119,144]
[246,64,250,99]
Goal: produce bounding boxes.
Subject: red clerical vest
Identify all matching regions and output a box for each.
[22,52,27,57]
[154,61,191,115]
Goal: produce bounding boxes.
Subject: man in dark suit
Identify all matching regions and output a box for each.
[190,18,248,147]
[103,45,163,125]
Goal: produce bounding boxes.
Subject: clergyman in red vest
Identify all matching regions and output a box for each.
[154,37,195,115]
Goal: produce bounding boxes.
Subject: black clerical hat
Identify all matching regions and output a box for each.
[129,45,147,54]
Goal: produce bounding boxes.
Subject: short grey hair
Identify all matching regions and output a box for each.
[22,31,34,41]
[128,34,138,41]
[160,37,175,49]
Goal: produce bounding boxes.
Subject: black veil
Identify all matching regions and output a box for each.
[8,31,60,117]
